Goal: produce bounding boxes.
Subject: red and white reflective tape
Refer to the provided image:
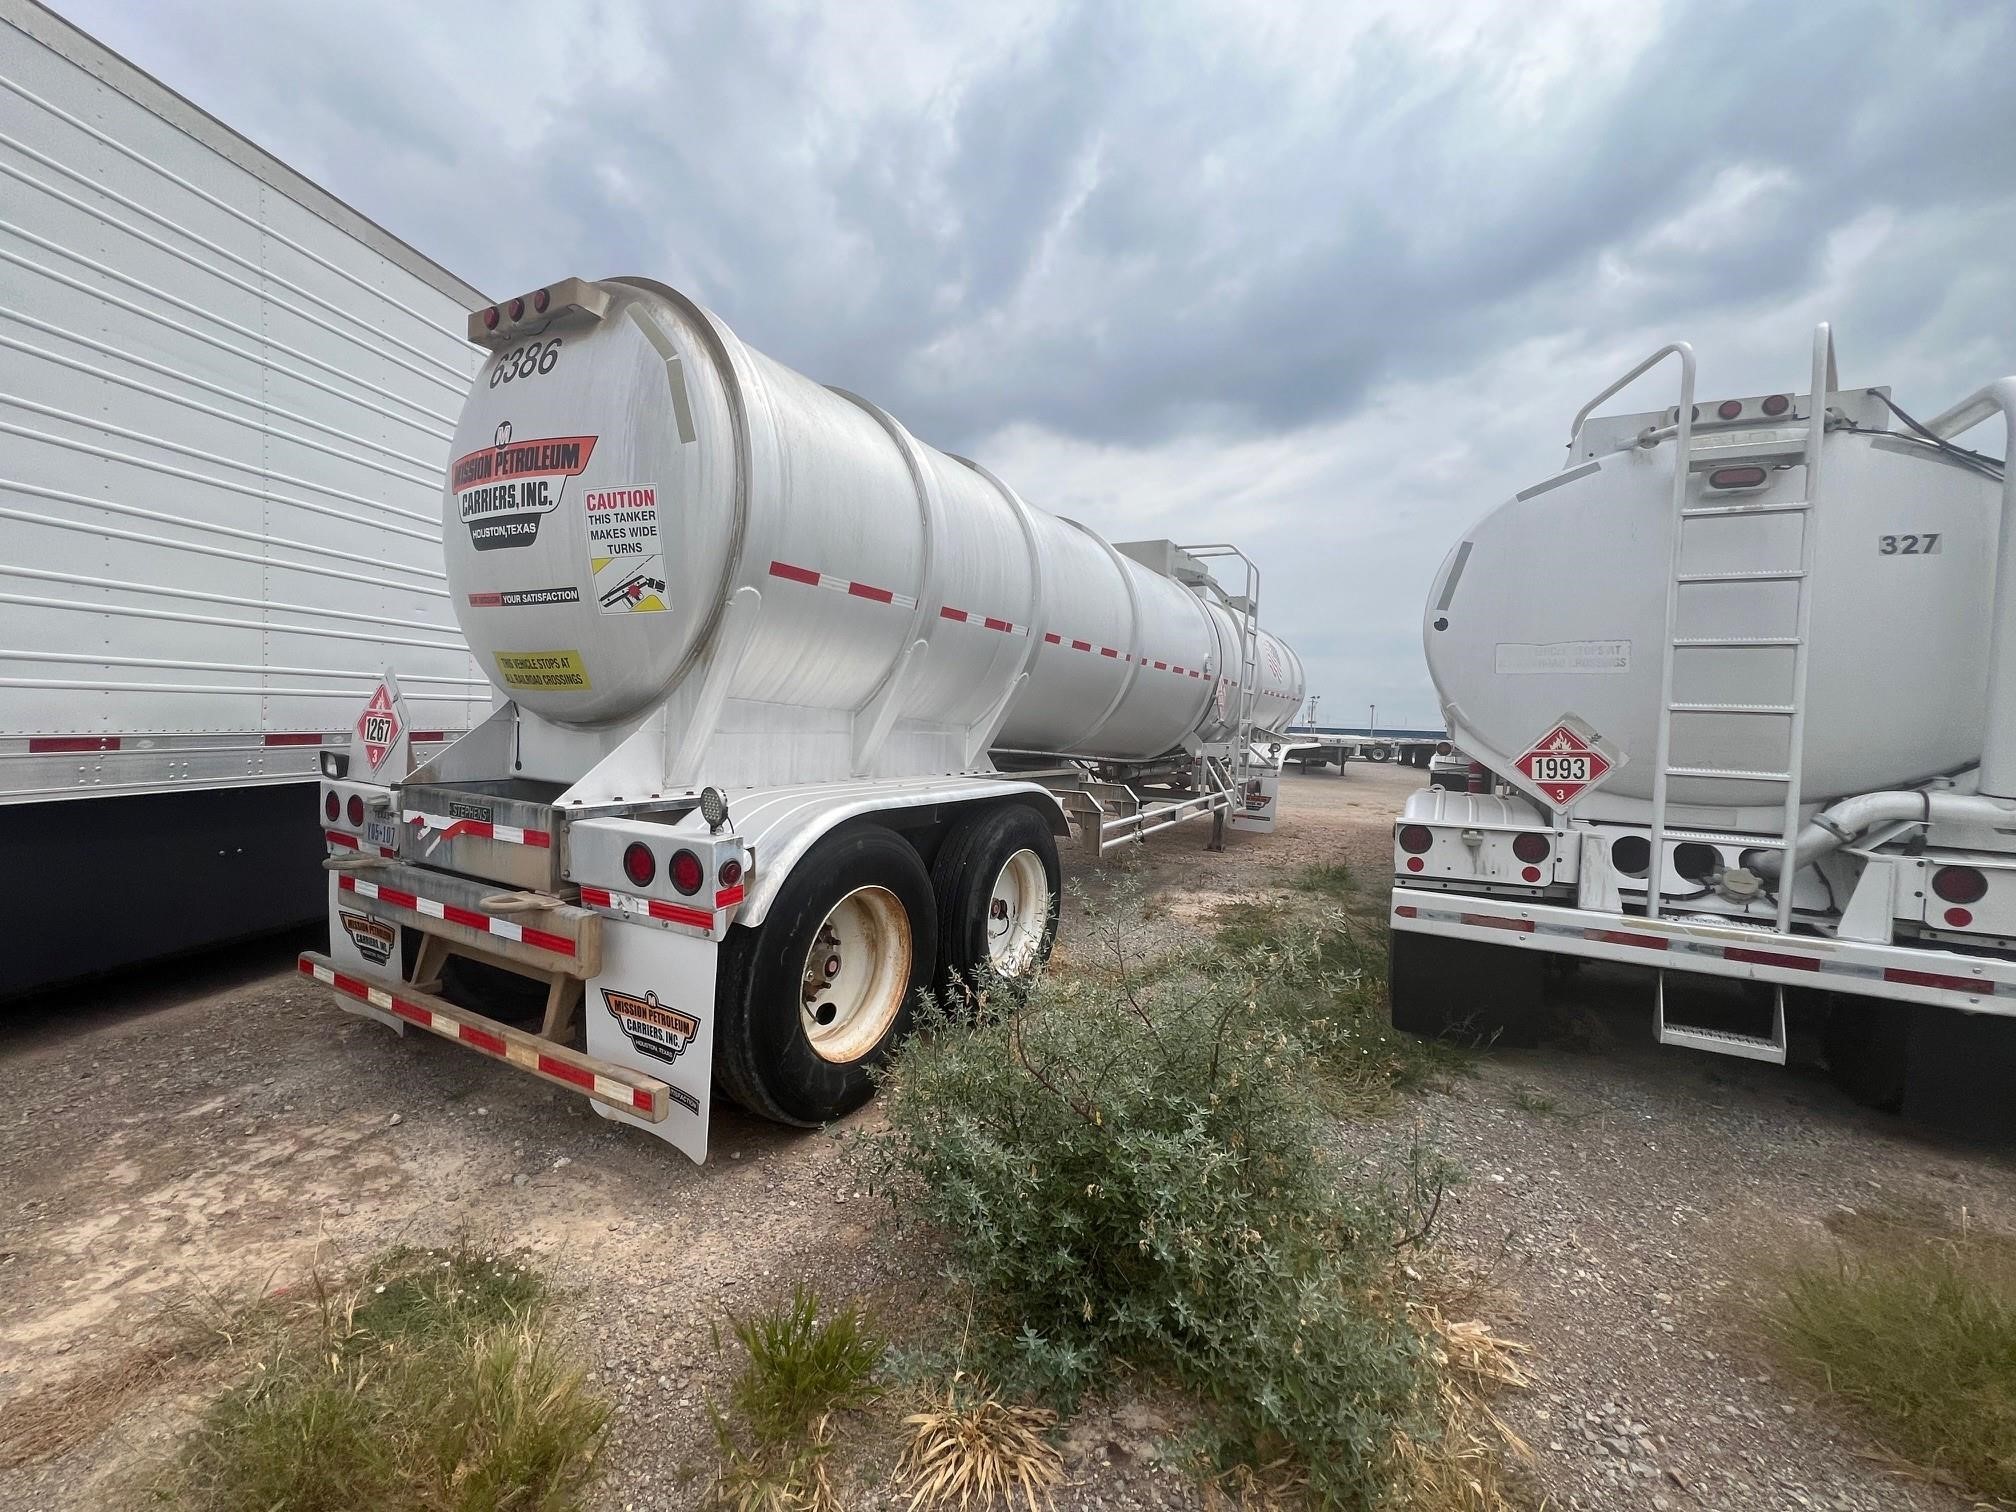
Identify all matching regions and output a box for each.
[404,812,552,848]
[578,881,745,933]
[767,559,917,609]
[938,605,1027,636]
[338,874,576,957]
[326,829,396,858]
[299,957,657,1116]
[1393,898,2016,1001]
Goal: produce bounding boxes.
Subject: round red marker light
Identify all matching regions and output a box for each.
[508,297,526,320]
[622,843,656,887]
[1945,907,1974,929]
[1406,856,1425,872]
[346,794,364,827]
[718,857,743,889]
[1717,399,1744,420]
[482,305,500,330]
[670,850,705,896]
[1512,833,1551,863]
[1933,866,1988,904]
[1522,865,1544,883]
[1761,393,1790,416]
[1398,824,1433,855]
[324,790,340,821]
[532,288,550,313]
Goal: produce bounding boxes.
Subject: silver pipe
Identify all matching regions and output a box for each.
[1755,788,2016,881]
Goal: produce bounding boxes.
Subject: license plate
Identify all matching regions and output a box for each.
[365,816,400,850]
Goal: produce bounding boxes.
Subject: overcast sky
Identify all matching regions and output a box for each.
[58,0,2016,728]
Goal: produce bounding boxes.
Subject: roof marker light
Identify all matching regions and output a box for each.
[1761,393,1791,416]
[532,288,551,313]
[508,297,526,320]
[1717,399,1744,420]
[482,306,500,330]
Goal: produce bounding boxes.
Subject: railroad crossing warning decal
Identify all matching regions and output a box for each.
[1513,715,1618,807]
[358,683,401,771]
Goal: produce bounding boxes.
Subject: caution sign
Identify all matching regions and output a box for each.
[586,485,667,614]
[494,649,591,691]
[357,683,401,770]
[1513,715,1618,807]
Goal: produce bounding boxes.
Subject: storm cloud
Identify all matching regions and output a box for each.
[58,0,2016,724]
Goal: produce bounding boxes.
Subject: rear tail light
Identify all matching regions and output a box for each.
[532,288,550,313]
[622,842,656,888]
[718,857,743,889]
[346,794,365,827]
[1512,833,1551,863]
[670,850,705,896]
[1761,393,1790,416]
[1708,466,1767,490]
[325,790,340,822]
[1436,741,1452,755]
[482,305,500,330]
[1717,399,1743,420]
[508,296,526,320]
[1398,824,1433,854]
[1933,866,1988,904]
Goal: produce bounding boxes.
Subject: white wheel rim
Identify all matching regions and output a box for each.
[800,886,911,1064]
[985,849,1049,977]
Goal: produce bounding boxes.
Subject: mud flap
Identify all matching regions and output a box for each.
[327,870,405,1035]
[584,918,718,1163]
[1387,927,1542,1047]
[1902,1006,2016,1141]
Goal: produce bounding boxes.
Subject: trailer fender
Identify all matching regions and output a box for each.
[729,777,1067,928]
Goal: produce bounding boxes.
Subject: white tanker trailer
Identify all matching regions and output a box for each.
[302,276,1305,1161]
[1389,324,2016,1135]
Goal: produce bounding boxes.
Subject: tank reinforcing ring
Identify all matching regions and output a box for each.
[800,885,913,1063]
[987,848,1050,976]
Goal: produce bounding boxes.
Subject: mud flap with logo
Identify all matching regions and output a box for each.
[584,918,717,1163]
[1229,772,1279,833]
[325,870,406,1035]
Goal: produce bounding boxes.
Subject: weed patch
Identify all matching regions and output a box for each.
[155,1244,605,1512]
[706,1286,886,1510]
[1764,1210,2016,1501]
[869,886,1478,1508]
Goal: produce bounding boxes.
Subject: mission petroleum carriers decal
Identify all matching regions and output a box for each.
[452,422,598,550]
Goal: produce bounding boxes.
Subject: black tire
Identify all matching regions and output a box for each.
[1367,744,1392,762]
[931,803,1061,993]
[1824,995,1910,1112]
[714,826,936,1126]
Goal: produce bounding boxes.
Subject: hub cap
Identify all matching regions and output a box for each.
[986,849,1049,977]
[799,886,911,1063]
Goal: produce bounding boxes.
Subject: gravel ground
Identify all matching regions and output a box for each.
[2,759,2012,1509]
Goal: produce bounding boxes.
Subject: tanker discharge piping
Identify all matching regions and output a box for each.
[1754,788,2016,882]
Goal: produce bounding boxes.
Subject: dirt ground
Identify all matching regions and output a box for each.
[4,760,2014,1510]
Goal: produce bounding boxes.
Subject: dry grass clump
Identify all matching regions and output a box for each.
[1764,1205,2016,1502]
[151,1243,606,1512]
[896,1375,1063,1512]
[1388,1298,1536,1512]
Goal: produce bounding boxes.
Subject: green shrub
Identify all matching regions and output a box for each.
[869,895,1453,1508]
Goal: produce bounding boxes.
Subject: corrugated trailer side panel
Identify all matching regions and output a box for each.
[0,0,489,996]
[0,0,489,804]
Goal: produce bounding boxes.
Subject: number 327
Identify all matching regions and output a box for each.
[1879,533,1941,555]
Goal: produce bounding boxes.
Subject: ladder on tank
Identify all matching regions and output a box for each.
[1176,544,1263,849]
[1577,326,1838,1063]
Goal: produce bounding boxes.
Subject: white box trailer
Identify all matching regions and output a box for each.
[0,0,490,996]
[1389,324,2016,1137]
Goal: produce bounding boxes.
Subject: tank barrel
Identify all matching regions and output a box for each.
[1927,376,2016,799]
